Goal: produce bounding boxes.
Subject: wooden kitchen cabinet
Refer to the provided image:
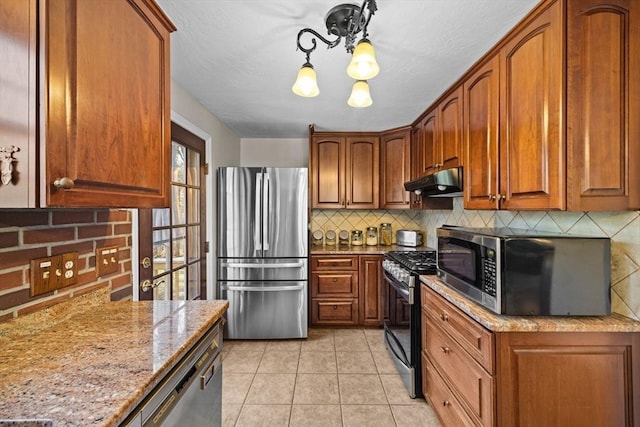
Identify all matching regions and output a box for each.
[380,127,411,209]
[566,0,640,210]
[421,284,640,427]
[0,0,175,208]
[359,255,384,326]
[310,254,384,326]
[463,0,564,211]
[310,133,379,209]
[418,86,464,177]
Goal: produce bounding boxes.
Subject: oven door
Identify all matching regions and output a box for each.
[383,269,421,398]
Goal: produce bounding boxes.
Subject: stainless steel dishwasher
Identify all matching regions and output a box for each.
[122,321,223,426]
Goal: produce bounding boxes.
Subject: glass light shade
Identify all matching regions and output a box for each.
[292,64,319,97]
[347,39,380,80]
[347,80,373,108]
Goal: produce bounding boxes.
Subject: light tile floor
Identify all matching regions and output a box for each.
[221,327,443,427]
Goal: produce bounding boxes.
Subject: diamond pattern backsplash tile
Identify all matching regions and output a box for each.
[419,198,640,320]
[310,209,424,245]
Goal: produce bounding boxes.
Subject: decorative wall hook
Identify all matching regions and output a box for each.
[0,145,20,186]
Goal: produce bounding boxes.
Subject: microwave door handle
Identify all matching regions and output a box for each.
[254,173,262,251]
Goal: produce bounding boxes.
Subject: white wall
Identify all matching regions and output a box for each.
[240,138,308,167]
[170,81,241,299]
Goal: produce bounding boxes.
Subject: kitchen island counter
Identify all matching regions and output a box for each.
[0,287,228,426]
[421,275,640,332]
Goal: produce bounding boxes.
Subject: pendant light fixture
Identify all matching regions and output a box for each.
[292,0,379,107]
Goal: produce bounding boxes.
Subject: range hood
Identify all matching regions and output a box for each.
[404,167,463,197]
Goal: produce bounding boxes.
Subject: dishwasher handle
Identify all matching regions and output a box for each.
[201,353,222,390]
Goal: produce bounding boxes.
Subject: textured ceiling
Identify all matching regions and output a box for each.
[156,0,540,138]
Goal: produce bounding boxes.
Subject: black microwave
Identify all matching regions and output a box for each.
[436,226,611,316]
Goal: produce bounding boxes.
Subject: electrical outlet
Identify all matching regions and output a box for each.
[30,251,78,296]
[96,246,119,277]
[61,252,79,287]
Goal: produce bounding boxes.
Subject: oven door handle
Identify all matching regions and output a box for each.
[383,324,410,367]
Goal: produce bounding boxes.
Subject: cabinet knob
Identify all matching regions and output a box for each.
[439,313,449,322]
[440,346,451,354]
[53,177,75,190]
[488,193,496,201]
[333,305,338,310]
[434,163,442,168]
[500,194,506,201]
[442,400,451,407]
[332,278,337,282]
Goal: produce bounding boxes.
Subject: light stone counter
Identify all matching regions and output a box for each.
[0,287,228,426]
[421,275,640,333]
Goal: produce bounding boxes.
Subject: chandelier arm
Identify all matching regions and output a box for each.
[359,0,377,39]
[296,28,342,58]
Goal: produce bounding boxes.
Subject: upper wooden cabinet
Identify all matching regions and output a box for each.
[463,55,500,210]
[0,0,175,208]
[499,0,564,210]
[310,133,379,209]
[464,1,564,211]
[566,0,640,210]
[380,127,411,209]
[418,86,464,178]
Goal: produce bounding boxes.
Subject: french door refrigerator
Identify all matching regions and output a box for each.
[217,167,308,339]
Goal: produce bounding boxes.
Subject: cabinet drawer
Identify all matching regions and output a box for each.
[311,256,358,271]
[311,299,359,325]
[311,273,358,297]
[422,285,494,373]
[423,356,477,427]
[426,318,494,426]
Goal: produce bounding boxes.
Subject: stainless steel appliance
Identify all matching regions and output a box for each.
[396,229,423,247]
[123,321,223,426]
[437,225,611,316]
[382,248,437,398]
[217,167,308,339]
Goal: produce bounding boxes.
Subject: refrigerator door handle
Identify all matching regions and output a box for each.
[254,173,262,251]
[221,261,305,269]
[262,172,270,251]
[225,284,305,292]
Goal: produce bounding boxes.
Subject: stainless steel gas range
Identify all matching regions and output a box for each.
[382,248,436,398]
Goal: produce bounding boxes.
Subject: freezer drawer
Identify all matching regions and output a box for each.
[219,281,308,339]
[217,258,308,281]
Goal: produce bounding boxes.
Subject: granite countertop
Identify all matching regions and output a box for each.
[311,244,431,255]
[0,287,228,426]
[420,275,640,333]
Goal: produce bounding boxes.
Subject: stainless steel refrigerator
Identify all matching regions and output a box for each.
[217,167,308,339]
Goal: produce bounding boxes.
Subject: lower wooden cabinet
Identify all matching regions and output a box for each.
[310,254,383,326]
[421,284,640,427]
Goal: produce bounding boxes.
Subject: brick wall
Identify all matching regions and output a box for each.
[0,209,133,322]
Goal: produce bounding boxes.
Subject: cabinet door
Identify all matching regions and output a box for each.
[438,86,464,170]
[410,124,424,209]
[0,0,37,207]
[499,0,565,210]
[463,56,500,210]
[497,331,640,427]
[421,112,438,176]
[310,136,346,208]
[380,128,411,209]
[359,255,383,326]
[345,136,379,209]
[44,0,174,207]
[566,0,640,210]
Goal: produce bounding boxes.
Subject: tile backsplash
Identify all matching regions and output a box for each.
[420,198,640,320]
[310,209,423,244]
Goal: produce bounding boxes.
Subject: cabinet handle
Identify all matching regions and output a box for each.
[439,313,448,321]
[488,194,496,201]
[53,177,75,189]
[440,346,451,354]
